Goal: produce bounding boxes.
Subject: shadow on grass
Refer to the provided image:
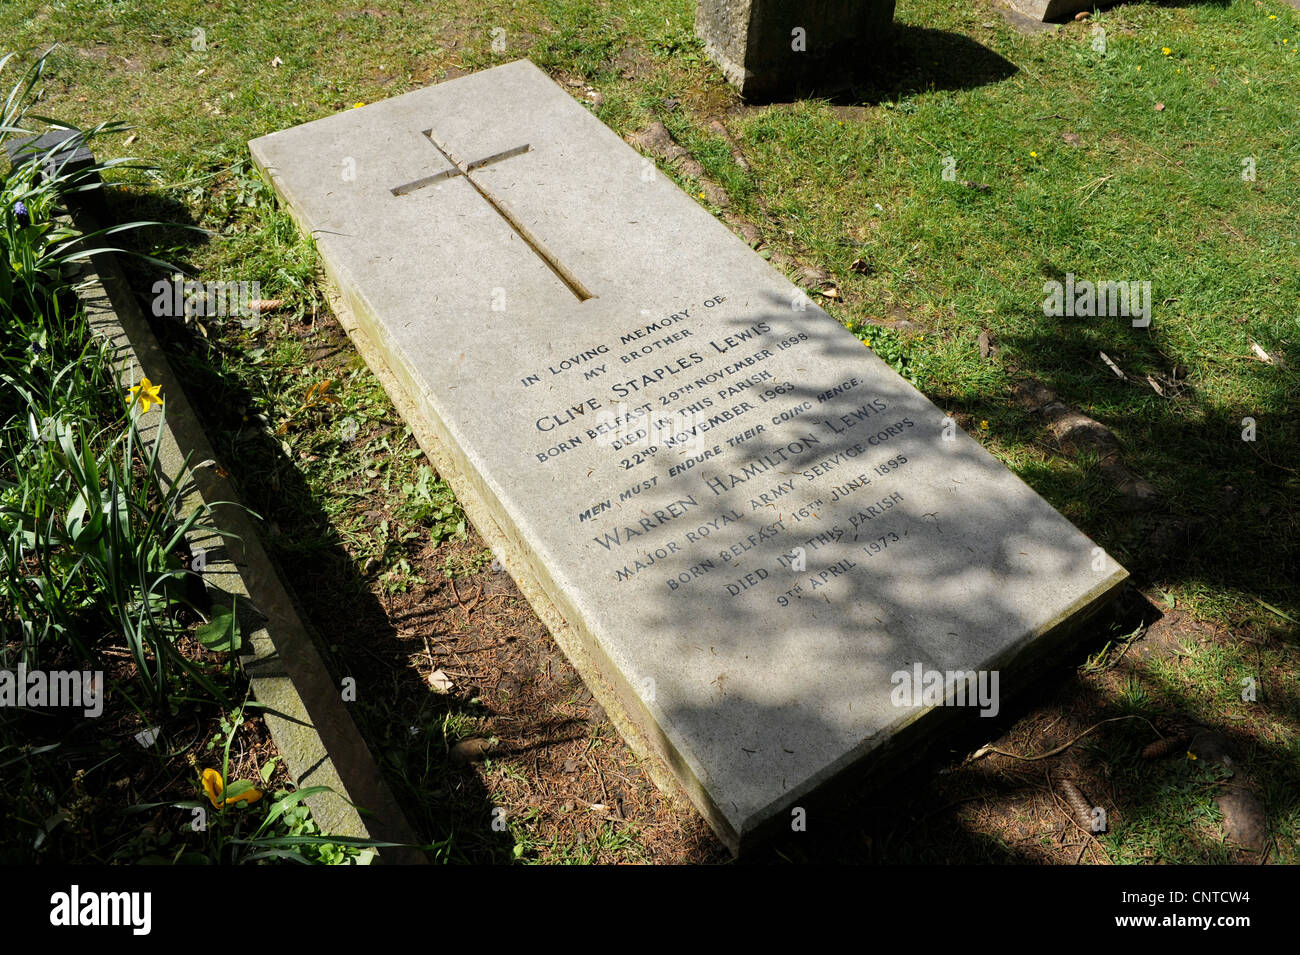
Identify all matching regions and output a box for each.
[950,298,1299,604]
[751,25,1019,106]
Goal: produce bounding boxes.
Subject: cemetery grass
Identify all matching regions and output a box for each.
[7,0,1295,862]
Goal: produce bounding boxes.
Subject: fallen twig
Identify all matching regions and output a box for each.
[969,716,1153,762]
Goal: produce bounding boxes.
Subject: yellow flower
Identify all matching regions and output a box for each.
[863,339,872,348]
[1030,151,1038,157]
[979,420,989,431]
[201,768,263,809]
[1136,65,1141,71]
[1161,47,1171,55]
[353,101,365,108]
[127,377,163,413]
[1187,751,1197,761]
[1269,14,1276,18]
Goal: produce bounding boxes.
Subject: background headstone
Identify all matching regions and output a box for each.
[695,0,896,99]
[1005,0,1120,23]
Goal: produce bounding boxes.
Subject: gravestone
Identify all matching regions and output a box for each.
[695,0,896,99]
[250,59,1127,853]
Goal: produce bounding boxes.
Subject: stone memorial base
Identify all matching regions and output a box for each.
[1006,0,1117,23]
[695,0,896,99]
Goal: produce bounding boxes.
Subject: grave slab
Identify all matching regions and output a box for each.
[249,59,1128,853]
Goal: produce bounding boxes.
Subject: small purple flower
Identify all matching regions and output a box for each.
[13,201,29,227]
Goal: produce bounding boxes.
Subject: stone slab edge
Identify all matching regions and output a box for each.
[67,211,424,864]
[312,261,717,847]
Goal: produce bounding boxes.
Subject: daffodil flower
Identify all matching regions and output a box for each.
[201,768,263,808]
[127,377,163,413]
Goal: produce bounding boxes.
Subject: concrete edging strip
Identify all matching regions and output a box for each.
[66,201,424,864]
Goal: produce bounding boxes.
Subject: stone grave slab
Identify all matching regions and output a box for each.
[249,59,1128,853]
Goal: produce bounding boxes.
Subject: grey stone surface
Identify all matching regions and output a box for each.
[4,129,97,183]
[250,59,1127,852]
[695,0,896,98]
[1005,0,1114,24]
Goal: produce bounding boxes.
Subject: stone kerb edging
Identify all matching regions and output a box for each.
[65,203,424,865]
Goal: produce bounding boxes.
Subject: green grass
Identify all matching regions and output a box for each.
[5,0,1295,863]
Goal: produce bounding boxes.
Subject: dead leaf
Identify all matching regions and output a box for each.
[978,329,994,360]
[450,737,495,764]
[428,669,454,692]
[820,286,840,300]
[1154,102,1165,112]
[1099,352,1127,380]
[1146,373,1165,396]
[1249,340,1274,364]
[123,133,137,146]
[1074,9,1090,19]
[1062,131,1081,146]
[248,298,284,314]
[271,55,283,68]
[850,257,871,274]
